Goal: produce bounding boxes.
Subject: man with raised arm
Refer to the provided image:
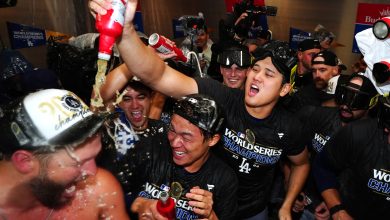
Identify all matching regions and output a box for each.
[89,1,309,219]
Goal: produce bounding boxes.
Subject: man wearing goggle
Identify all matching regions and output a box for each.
[335,73,378,123]
[217,43,251,89]
[291,73,377,220]
[313,81,390,220]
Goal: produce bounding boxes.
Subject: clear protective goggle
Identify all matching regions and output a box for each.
[217,50,251,68]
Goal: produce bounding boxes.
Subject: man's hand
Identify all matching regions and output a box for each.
[314,202,330,220]
[292,193,306,213]
[88,0,139,29]
[278,205,292,220]
[130,197,168,220]
[186,186,215,219]
[331,210,354,220]
[234,12,249,26]
[89,0,113,18]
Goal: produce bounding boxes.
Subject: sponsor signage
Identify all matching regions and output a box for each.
[353,3,390,53]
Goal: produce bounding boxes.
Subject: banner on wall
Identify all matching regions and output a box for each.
[353,3,390,53]
[172,19,185,39]
[7,22,46,49]
[289,27,312,51]
[7,21,74,49]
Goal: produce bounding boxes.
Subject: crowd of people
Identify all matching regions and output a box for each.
[1,0,390,220]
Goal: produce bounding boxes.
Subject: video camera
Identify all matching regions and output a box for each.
[232,0,277,39]
[178,13,206,37]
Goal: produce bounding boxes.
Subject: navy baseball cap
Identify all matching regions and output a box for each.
[298,39,321,52]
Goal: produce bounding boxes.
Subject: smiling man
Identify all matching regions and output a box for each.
[218,43,251,89]
[89,1,309,219]
[0,89,128,220]
[128,94,238,220]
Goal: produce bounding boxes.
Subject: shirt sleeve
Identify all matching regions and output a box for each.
[195,77,240,109]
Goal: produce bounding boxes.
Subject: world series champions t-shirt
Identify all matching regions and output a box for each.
[125,120,238,220]
[196,78,306,217]
[320,118,390,219]
[296,106,343,209]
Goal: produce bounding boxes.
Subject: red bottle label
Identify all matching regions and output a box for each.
[149,33,188,63]
[95,0,126,59]
[156,196,176,220]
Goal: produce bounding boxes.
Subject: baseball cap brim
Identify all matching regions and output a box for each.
[0,89,114,154]
[47,112,111,148]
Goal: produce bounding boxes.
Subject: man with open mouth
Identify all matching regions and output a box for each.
[0,89,129,220]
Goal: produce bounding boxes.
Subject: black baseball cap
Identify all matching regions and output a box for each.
[0,89,110,154]
[373,60,390,84]
[298,39,321,52]
[312,50,338,66]
[173,94,224,134]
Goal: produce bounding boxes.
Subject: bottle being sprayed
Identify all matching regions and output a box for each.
[156,191,176,220]
[148,33,188,63]
[91,0,127,110]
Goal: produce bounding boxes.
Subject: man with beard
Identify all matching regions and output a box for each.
[289,73,377,220]
[313,94,390,219]
[285,50,340,112]
[0,89,129,220]
[89,1,309,219]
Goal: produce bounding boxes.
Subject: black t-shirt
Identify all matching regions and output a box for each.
[298,106,342,155]
[323,118,390,219]
[98,114,167,194]
[283,84,334,113]
[290,65,313,94]
[196,78,306,217]
[132,134,238,220]
[297,106,342,208]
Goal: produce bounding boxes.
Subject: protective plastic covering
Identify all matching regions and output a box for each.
[47,33,122,105]
[355,27,390,95]
[47,38,99,105]
[0,49,33,81]
[173,94,224,134]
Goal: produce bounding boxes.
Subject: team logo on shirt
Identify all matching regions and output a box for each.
[312,133,330,153]
[245,129,255,144]
[139,182,200,219]
[367,169,390,199]
[223,128,283,173]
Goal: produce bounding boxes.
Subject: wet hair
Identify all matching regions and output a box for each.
[120,80,153,96]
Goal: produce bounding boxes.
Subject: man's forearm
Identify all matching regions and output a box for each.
[281,161,310,210]
[118,23,167,88]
